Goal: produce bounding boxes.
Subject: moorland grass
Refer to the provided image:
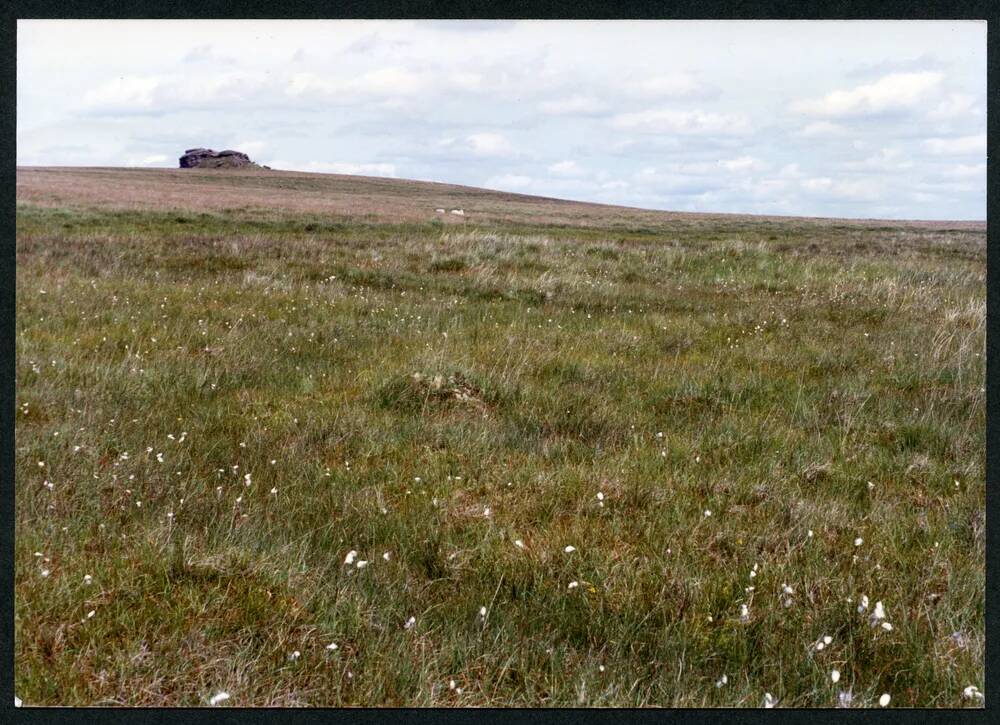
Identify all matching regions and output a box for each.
[14,177,984,707]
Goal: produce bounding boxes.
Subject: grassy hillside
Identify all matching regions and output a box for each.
[14,167,985,707]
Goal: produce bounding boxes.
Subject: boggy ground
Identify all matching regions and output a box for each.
[14,167,985,707]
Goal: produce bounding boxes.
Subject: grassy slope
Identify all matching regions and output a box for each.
[14,168,985,707]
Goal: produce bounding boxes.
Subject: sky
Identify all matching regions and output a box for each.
[17,20,987,220]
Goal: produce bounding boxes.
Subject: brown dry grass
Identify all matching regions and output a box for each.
[16,166,985,231]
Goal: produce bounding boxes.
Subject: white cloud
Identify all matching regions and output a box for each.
[433,133,518,158]
[183,44,236,65]
[942,163,986,179]
[923,134,986,156]
[355,67,426,95]
[82,71,276,114]
[538,95,608,116]
[927,93,980,120]
[83,75,163,111]
[718,155,766,173]
[790,71,944,117]
[625,72,716,99]
[843,147,913,172]
[466,133,516,157]
[484,173,533,190]
[287,67,428,99]
[265,159,398,176]
[548,160,585,177]
[610,109,750,135]
[795,121,849,138]
[236,140,267,156]
[449,71,484,92]
[125,153,169,166]
[801,176,882,201]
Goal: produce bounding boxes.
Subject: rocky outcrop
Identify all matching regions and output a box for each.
[179,148,263,169]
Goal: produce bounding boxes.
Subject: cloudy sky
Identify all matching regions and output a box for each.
[17,20,986,220]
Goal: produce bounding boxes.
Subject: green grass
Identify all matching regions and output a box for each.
[15,197,984,707]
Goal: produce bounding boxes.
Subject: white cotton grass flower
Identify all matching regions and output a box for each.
[831,669,841,683]
[40,569,50,578]
[479,605,487,620]
[404,616,416,630]
[270,487,278,495]
[483,506,491,518]
[962,685,984,701]
[857,594,869,614]
[763,692,778,708]
[739,604,750,623]
[83,574,92,585]
[704,509,712,518]
[568,581,579,590]
[869,600,892,630]
[781,583,794,608]
[514,539,526,549]
[382,552,391,561]
[715,674,728,688]
[355,560,368,569]
[209,691,231,706]
[879,693,891,707]
[326,642,338,651]
[288,650,301,661]
[564,545,576,553]
[344,550,358,565]
[854,537,863,547]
